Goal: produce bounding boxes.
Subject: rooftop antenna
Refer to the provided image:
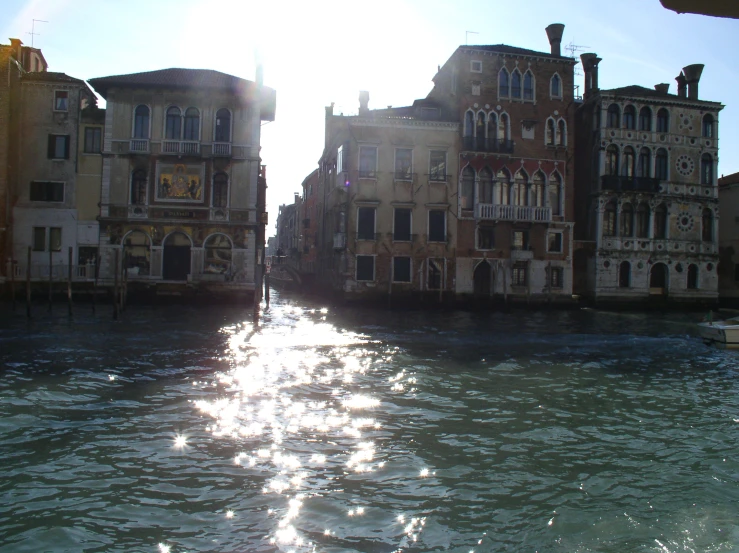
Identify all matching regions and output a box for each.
[565,39,589,77]
[27,19,48,47]
[465,31,479,45]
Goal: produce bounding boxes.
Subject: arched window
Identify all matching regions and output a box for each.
[124,231,151,276]
[655,148,668,180]
[654,203,668,239]
[523,70,534,101]
[550,74,561,97]
[687,264,698,289]
[620,202,634,237]
[496,168,511,205]
[604,200,617,236]
[622,146,635,178]
[637,147,651,178]
[133,105,150,139]
[511,69,522,99]
[183,107,200,141]
[165,106,182,140]
[499,68,509,98]
[701,153,713,185]
[623,105,636,129]
[498,113,510,141]
[513,170,528,206]
[636,203,650,238]
[549,172,562,216]
[657,108,669,132]
[702,113,714,138]
[546,118,556,145]
[606,145,619,176]
[702,208,713,242]
[607,104,620,128]
[639,106,652,131]
[130,169,147,205]
[461,166,475,210]
[532,171,545,207]
[557,119,567,146]
[479,167,493,204]
[476,111,486,149]
[215,108,231,142]
[204,234,232,275]
[212,172,229,208]
[619,261,631,288]
[487,112,498,144]
[464,110,474,146]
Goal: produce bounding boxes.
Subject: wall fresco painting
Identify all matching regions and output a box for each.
[157,163,204,202]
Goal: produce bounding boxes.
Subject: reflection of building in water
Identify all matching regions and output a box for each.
[88,67,275,298]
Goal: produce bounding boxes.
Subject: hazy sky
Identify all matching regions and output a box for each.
[3,0,738,237]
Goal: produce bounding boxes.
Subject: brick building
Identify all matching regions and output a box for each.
[299,168,319,274]
[426,24,577,301]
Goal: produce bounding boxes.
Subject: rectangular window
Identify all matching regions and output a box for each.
[32,227,46,251]
[84,127,102,153]
[47,134,70,159]
[30,181,64,202]
[394,208,412,241]
[429,150,446,181]
[359,146,377,178]
[357,207,376,240]
[512,261,528,286]
[547,232,563,253]
[512,230,529,250]
[393,257,411,282]
[356,255,375,281]
[477,226,495,250]
[337,145,345,172]
[427,258,443,290]
[54,90,68,111]
[548,266,564,288]
[395,148,413,180]
[49,228,62,252]
[428,210,446,242]
[471,60,482,73]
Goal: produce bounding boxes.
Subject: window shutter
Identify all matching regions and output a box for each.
[64,136,70,159]
[47,135,55,158]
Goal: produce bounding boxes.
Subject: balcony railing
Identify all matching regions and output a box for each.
[212,142,232,156]
[463,136,515,154]
[162,140,201,155]
[476,203,552,222]
[130,139,149,153]
[601,175,661,193]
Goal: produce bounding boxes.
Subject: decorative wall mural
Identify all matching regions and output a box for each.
[157,163,204,202]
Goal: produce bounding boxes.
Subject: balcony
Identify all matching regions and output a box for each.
[601,175,661,193]
[212,142,232,157]
[129,139,150,153]
[476,203,551,222]
[333,232,346,250]
[162,140,201,155]
[462,136,515,154]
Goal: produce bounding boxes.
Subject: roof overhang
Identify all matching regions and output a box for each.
[661,0,739,18]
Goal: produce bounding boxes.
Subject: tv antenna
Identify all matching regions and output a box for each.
[27,19,48,47]
[465,31,478,45]
[565,40,590,77]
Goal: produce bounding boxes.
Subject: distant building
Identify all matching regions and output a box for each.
[718,172,739,303]
[299,169,319,274]
[427,24,577,301]
[574,58,723,304]
[87,68,275,298]
[275,201,299,264]
[317,93,459,299]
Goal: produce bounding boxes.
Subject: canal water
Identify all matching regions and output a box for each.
[1,291,739,553]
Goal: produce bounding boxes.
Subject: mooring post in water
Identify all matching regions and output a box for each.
[113,249,119,320]
[121,253,127,312]
[10,258,16,311]
[48,246,53,313]
[92,254,99,315]
[26,247,31,318]
[67,247,73,316]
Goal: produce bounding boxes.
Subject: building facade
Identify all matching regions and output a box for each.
[574,57,723,303]
[717,172,739,303]
[87,69,275,297]
[299,169,319,274]
[317,93,459,299]
[426,24,577,302]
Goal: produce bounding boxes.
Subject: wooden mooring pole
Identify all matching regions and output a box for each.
[113,249,119,320]
[92,254,99,315]
[67,247,73,317]
[10,258,16,311]
[25,247,31,318]
[48,247,52,313]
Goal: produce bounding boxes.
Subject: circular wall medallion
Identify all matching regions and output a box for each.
[676,155,694,176]
[676,212,694,233]
[485,104,490,109]
[474,103,479,108]
[707,263,714,272]
[676,263,683,272]
[604,260,611,268]
[637,261,644,269]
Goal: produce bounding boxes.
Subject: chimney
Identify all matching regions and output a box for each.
[9,38,22,62]
[580,53,601,96]
[325,102,334,117]
[654,83,670,94]
[676,72,687,98]
[359,91,370,115]
[294,193,300,204]
[545,24,565,57]
[682,64,704,100]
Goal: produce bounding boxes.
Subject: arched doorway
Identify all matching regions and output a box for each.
[163,232,192,281]
[473,261,492,296]
[123,230,151,276]
[649,262,668,293]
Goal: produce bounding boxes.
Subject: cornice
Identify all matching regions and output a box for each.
[350,118,459,131]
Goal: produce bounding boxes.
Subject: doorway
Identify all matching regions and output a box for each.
[163,232,191,281]
[473,261,492,296]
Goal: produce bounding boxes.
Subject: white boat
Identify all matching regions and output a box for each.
[697,313,739,348]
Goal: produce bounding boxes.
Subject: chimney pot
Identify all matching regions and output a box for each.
[682,64,704,99]
[580,52,601,96]
[676,72,687,98]
[359,90,370,115]
[545,23,565,57]
[654,83,670,94]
